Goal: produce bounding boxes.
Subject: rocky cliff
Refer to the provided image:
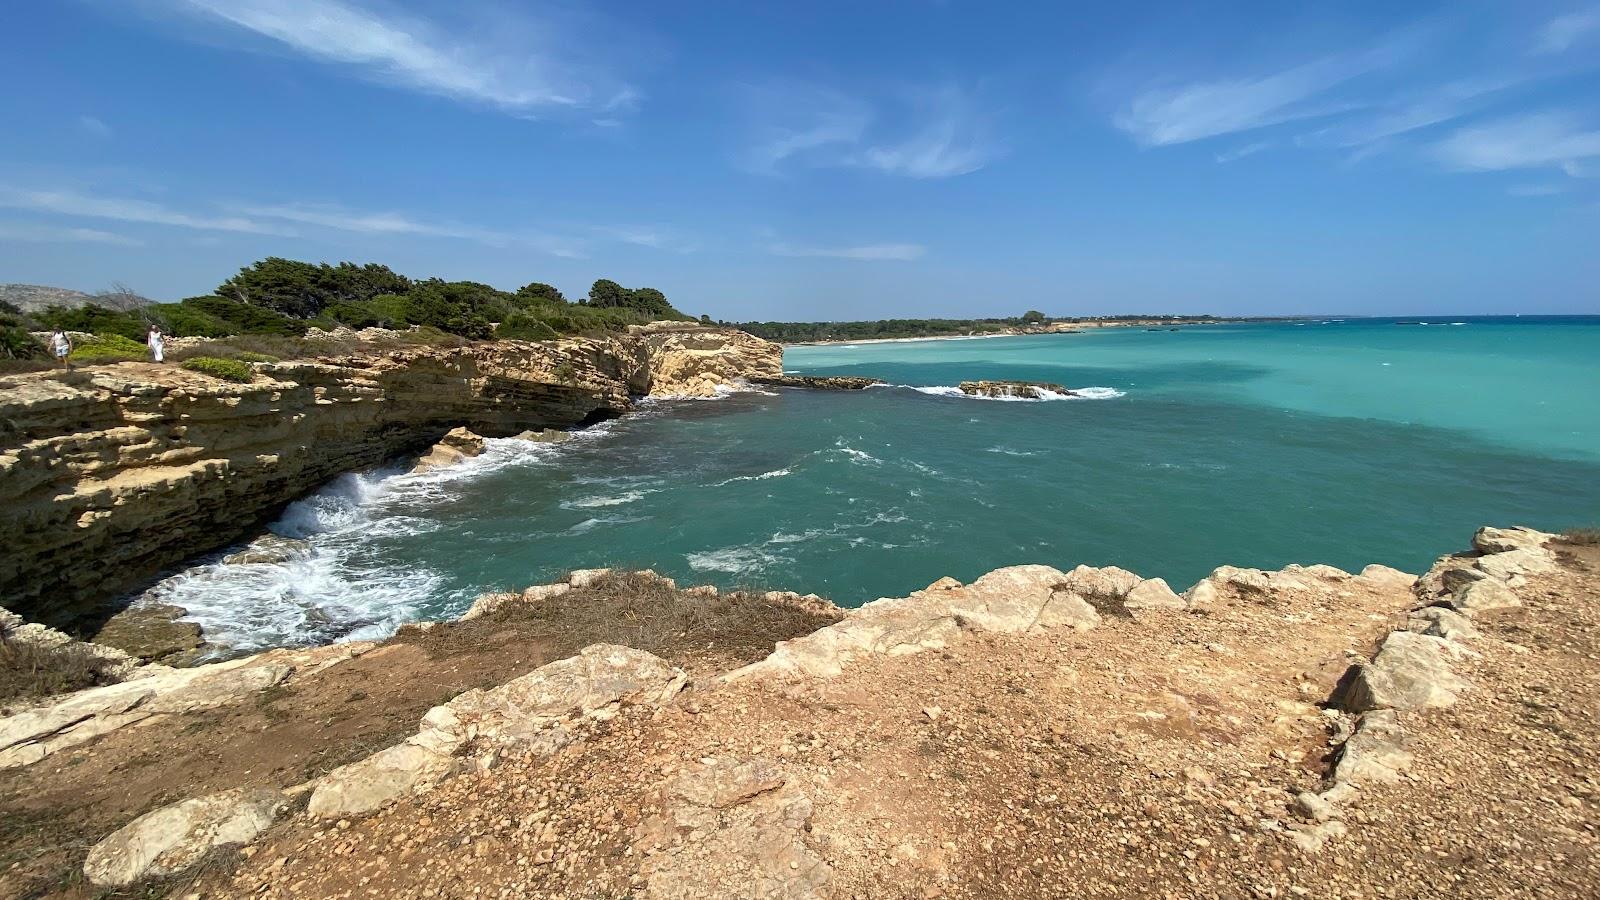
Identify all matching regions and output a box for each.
[0,324,780,624]
[2,527,1594,899]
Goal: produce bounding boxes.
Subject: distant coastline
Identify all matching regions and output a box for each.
[775,315,1308,346]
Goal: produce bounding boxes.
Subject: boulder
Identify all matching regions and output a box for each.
[221,533,311,566]
[1472,526,1553,555]
[1408,607,1479,641]
[83,788,287,886]
[88,602,203,663]
[568,568,613,587]
[307,742,460,819]
[1332,709,1412,785]
[1474,548,1556,581]
[958,380,1072,399]
[311,645,686,818]
[411,426,486,474]
[1340,632,1469,712]
[1358,564,1417,589]
[727,565,1095,681]
[513,428,571,443]
[1055,564,1183,613]
[1443,577,1520,612]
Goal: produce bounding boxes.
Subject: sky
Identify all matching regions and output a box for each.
[1,1,1598,319]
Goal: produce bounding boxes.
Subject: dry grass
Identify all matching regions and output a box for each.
[1558,527,1600,546]
[393,571,842,674]
[0,637,122,705]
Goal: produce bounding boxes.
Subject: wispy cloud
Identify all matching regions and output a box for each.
[740,82,999,178]
[1506,184,1568,197]
[1112,43,1402,146]
[241,202,588,257]
[1215,140,1272,163]
[0,186,289,234]
[769,241,925,261]
[77,115,112,138]
[0,222,142,246]
[138,0,638,116]
[1432,111,1600,172]
[1535,7,1600,54]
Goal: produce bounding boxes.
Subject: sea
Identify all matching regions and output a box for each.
[141,316,1600,653]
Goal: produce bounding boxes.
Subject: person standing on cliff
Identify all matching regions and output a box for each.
[50,327,72,368]
[146,324,165,363]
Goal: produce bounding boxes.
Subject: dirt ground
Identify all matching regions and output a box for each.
[143,541,1598,899]
[0,575,840,899]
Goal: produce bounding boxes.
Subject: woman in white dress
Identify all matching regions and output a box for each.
[146,325,165,363]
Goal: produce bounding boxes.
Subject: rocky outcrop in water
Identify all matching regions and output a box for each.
[958,379,1072,399]
[0,325,780,624]
[749,374,883,390]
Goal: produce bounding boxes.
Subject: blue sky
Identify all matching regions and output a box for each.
[1,1,1598,318]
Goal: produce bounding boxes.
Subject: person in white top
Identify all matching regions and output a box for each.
[146,325,165,363]
[50,328,72,368]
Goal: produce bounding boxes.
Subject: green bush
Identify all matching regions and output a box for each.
[1,325,44,360]
[495,313,560,342]
[234,351,279,363]
[34,305,149,341]
[69,333,147,364]
[181,356,254,383]
[149,301,236,338]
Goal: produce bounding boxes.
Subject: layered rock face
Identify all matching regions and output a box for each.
[0,325,780,623]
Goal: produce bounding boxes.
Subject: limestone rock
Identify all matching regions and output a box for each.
[411,426,486,474]
[1341,632,1469,713]
[222,533,311,566]
[88,602,203,663]
[1443,577,1520,612]
[639,756,830,900]
[568,568,613,587]
[1408,607,1480,641]
[307,742,460,819]
[311,645,686,818]
[749,374,881,390]
[670,757,786,808]
[727,565,1095,681]
[1358,564,1418,589]
[1332,709,1412,785]
[419,644,687,751]
[83,788,287,886]
[513,428,570,443]
[958,379,1072,399]
[0,325,779,623]
[1475,547,1556,581]
[1472,525,1553,555]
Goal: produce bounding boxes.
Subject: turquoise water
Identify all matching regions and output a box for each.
[150,317,1600,652]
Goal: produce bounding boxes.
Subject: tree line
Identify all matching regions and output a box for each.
[730,311,1049,343]
[1,257,693,358]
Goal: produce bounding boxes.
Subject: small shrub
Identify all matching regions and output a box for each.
[0,637,123,703]
[496,313,560,342]
[1559,527,1600,546]
[68,333,147,364]
[181,356,254,383]
[1,324,45,360]
[234,351,280,364]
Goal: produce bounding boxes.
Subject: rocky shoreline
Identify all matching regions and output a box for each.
[0,324,780,627]
[1,525,1594,898]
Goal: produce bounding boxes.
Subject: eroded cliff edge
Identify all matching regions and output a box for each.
[0,324,780,623]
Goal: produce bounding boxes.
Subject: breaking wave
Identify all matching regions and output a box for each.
[881,384,1125,402]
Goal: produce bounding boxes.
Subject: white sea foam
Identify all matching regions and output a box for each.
[565,514,648,535]
[559,490,655,509]
[159,430,602,654]
[892,384,1125,402]
[985,446,1041,456]
[686,545,784,575]
[714,467,793,485]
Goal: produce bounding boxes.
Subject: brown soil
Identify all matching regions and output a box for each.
[188,551,1599,900]
[0,574,839,899]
